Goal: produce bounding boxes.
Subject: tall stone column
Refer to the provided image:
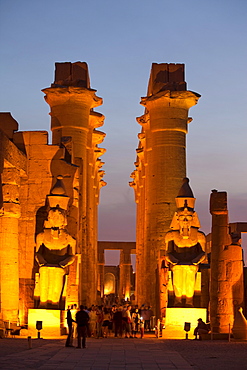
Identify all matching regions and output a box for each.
[210,190,244,333]
[134,63,200,314]
[98,251,105,299]
[86,119,106,305]
[43,62,105,307]
[0,168,20,322]
[119,250,132,300]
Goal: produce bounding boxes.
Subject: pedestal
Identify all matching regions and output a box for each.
[28,309,65,338]
[163,307,207,339]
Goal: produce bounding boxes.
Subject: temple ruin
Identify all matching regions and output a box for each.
[0,61,246,339]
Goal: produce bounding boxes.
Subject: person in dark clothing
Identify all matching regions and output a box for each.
[76,305,89,348]
[194,318,210,340]
[65,306,75,347]
[113,307,123,338]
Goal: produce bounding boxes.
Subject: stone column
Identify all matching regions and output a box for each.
[210,190,244,333]
[138,65,200,313]
[43,62,104,307]
[0,168,20,322]
[85,112,106,306]
[98,251,105,299]
[119,250,132,300]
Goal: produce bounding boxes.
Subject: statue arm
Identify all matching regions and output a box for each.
[191,251,205,265]
[59,244,75,268]
[165,236,179,265]
[35,235,47,266]
[192,232,206,264]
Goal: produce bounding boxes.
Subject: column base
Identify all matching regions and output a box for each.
[28,309,66,338]
[163,307,207,339]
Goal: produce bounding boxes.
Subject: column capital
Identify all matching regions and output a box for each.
[99,180,107,189]
[89,111,105,128]
[92,130,106,145]
[42,86,103,109]
[141,90,201,110]
[94,147,106,159]
[136,113,150,129]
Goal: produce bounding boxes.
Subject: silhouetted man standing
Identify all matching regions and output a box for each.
[76,305,89,348]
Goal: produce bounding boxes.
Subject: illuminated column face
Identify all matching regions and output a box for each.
[131,63,201,315]
[42,62,106,308]
[210,190,244,333]
[119,250,132,299]
[0,167,20,322]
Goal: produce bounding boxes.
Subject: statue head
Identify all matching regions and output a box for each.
[177,206,194,239]
[170,178,201,233]
[45,207,67,229]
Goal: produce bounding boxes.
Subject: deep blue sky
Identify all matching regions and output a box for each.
[1,0,247,263]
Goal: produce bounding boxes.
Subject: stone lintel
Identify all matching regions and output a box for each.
[98,241,136,254]
[229,222,247,234]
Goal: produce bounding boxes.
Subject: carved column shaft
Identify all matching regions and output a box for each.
[119,250,132,299]
[140,91,199,312]
[98,251,105,299]
[0,167,20,322]
[210,190,244,333]
[43,67,105,307]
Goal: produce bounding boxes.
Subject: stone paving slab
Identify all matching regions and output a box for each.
[1,336,247,369]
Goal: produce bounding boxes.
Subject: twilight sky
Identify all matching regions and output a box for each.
[1,0,247,264]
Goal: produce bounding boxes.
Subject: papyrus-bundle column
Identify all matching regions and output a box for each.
[132,63,200,313]
[43,62,106,306]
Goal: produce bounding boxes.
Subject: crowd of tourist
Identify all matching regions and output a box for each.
[66,304,155,348]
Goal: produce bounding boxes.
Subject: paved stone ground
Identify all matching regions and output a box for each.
[1,335,247,369]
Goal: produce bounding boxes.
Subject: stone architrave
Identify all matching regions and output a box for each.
[210,190,244,333]
[130,63,201,314]
[35,176,76,308]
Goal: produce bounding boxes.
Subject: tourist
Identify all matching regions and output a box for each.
[131,308,140,338]
[193,318,210,340]
[75,305,89,348]
[65,306,75,347]
[96,305,104,338]
[89,305,97,337]
[102,307,111,338]
[113,307,123,338]
[140,317,144,338]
